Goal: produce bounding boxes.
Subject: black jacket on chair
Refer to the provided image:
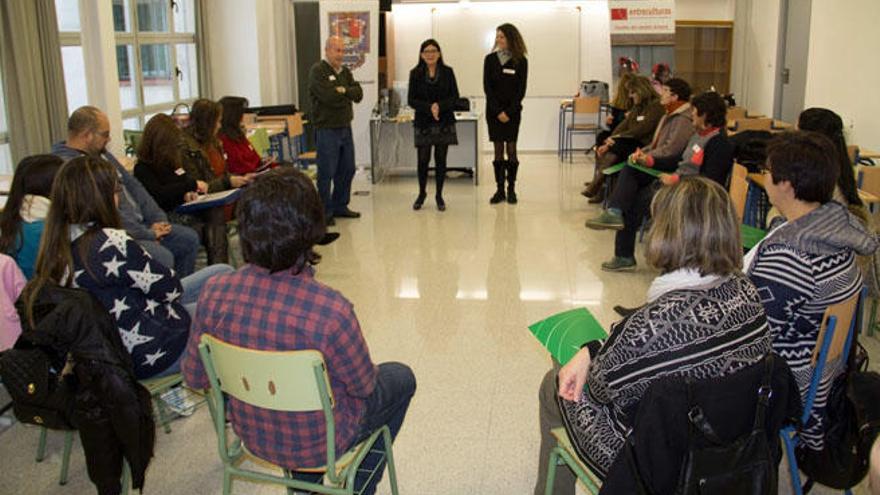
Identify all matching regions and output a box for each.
[600,354,801,494]
[15,286,155,495]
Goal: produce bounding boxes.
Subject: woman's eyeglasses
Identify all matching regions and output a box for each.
[422,49,440,54]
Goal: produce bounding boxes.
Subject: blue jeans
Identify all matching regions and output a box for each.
[292,362,416,495]
[137,223,200,277]
[316,127,356,217]
[152,263,235,378]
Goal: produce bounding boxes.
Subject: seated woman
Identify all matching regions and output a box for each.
[536,177,772,495]
[745,131,877,453]
[218,96,273,175]
[584,78,693,270]
[134,113,229,265]
[183,98,253,191]
[25,156,232,379]
[0,154,63,278]
[582,75,664,203]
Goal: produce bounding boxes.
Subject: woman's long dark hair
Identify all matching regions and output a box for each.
[496,23,527,64]
[22,156,121,326]
[219,96,250,141]
[797,108,863,208]
[0,154,63,255]
[138,113,185,172]
[187,98,222,148]
[414,39,445,75]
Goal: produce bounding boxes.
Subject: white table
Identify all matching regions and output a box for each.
[369,112,482,185]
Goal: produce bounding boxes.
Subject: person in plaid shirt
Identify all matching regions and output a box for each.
[182,167,415,495]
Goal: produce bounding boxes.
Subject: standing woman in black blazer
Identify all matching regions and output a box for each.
[483,23,528,204]
[408,39,460,211]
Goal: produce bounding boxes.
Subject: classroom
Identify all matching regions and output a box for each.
[1,1,879,494]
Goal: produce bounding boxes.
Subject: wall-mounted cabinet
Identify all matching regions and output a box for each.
[675,21,733,94]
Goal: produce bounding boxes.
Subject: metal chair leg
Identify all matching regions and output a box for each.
[59,430,74,485]
[36,427,48,462]
[544,448,560,495]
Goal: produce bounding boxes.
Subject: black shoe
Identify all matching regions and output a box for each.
[613,305,639,317]
[413,192,426,210]
[334,208,361,219]
[317,232,340,245]
[436,196,446,211]
[490,189,506,204]
[507,188,517,204]
[326,216,336,226]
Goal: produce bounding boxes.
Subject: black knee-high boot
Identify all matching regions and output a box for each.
[435,162,447,211]
[414,161,428,210]
[490,160,506,204]
[506,161,519,204]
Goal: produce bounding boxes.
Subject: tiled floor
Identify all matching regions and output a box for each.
[1,152,877,494]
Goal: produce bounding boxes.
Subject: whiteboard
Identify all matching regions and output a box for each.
[432,6,581,97]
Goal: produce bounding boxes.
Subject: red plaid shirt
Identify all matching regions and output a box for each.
[182,264,377,468]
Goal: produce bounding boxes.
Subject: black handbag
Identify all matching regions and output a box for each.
[0,346,76,430]
[673,355,777,494]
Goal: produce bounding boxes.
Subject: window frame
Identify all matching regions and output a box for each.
[116,0,200,129]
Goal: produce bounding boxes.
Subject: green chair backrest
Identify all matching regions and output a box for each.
[199,334,333,412]
[123,129,143,156]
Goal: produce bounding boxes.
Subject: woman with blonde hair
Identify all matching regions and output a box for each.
[582,75,664,203]
[536,177,772,494]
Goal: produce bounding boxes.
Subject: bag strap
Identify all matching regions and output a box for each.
[623,433,655,495]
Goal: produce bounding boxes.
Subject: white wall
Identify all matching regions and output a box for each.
[804,0,880,150]
[730,0,781,117]
[676,0,734,20]
[391,1,611,152]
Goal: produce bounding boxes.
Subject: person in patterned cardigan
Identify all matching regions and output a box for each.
[745,132,878,452]
[535,177,773,495]
[22,156,232,379]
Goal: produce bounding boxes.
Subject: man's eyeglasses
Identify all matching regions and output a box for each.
[95,130,111,138]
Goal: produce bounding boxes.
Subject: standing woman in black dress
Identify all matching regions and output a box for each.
[408,39,460,211]
[483,23,528,204]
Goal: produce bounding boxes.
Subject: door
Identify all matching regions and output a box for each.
[777,0,812,123]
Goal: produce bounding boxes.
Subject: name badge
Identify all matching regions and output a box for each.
[692,144,702,153]
[174,168,186,176]
[329,75,336,81]
[636,115,645,121]
[503,68,516,75]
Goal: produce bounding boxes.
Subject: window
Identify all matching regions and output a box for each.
[0,63,11,174]
[53,0,201,132]
[115,0,200,130]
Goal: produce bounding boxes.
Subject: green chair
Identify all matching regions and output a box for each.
[35,373,184,486]
[544,427,602,495]
[197,334,399,495]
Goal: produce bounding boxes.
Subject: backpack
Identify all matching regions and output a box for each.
[0,339,75,430]
[795,342,880,490]
[580,80,610,103]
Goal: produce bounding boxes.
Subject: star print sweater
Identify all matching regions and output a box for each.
[71,228,190,379]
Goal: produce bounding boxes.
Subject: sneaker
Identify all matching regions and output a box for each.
[585,210,624,230]
[601,257,637,272]
[160,386,196,417]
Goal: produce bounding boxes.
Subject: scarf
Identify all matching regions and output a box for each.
[20,195,51,222]
[647,267,722,302]
[664,100,686,115]
[496,50,512,66]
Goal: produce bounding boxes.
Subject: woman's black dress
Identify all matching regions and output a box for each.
[483,52,528,142]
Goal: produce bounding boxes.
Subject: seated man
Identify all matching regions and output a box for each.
[584,78,694,269]
[181,168,415,495]
[586,91,734,272]
[52,106,199,276]
[746,131,878,454]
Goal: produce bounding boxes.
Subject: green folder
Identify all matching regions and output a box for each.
[627,161,662,178]
[602,162,626,176]
[247,127,271,157]
[741,224,767,250]
[528,308,608,365]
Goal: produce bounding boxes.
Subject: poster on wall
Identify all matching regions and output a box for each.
[328,11,371,70]
[320,1,379,167]
[609,0,675,45]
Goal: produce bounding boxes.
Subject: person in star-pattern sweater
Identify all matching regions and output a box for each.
[23,156,232,379]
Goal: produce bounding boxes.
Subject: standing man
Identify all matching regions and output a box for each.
[309,35,363,225]
[52,106,200,276]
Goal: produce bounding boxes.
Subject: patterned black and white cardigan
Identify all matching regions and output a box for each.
[559,274,772,477]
